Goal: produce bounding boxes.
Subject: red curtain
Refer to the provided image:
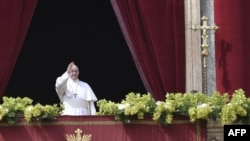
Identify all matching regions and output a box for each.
[0,116,206,141]
[0,0,37,98]
[215,1,250,96]
[110,0,186,101]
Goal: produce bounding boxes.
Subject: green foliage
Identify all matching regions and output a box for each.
[96,99,118,115]
[220,89,250,125]
[96,89,250,125]
[97,92,156,123]
[24,103,63,122]
[1,88,250,126]
[0,97,33,124]
[0,96,63,125]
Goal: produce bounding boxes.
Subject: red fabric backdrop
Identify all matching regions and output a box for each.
[1,0,250,99]
[215,0,250,96]
[110,0,186,101]
[112,0,250,98]
[0,0,37,98]
[0,116,206,141]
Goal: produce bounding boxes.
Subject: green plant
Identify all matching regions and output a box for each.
[96,89,250,125]
[97,92,156,123]
[220,89,250,125]
[24,103,63,122]
[0,96,63,124]
[0,97,33,124]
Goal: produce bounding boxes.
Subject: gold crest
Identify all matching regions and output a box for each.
[66,128,92,141]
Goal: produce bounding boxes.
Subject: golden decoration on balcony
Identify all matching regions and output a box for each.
[66,128,92,141]
[191,16,219,94]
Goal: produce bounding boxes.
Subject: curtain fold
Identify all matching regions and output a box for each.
[0,0,37,98]
[110,0,186,100]
[215,1,250,96]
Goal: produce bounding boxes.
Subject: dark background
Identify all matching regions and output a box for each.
[4,0,146,105]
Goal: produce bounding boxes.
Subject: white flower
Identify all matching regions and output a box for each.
[197,103,209,108]
[155,101,164,105]
[117,103,130,110]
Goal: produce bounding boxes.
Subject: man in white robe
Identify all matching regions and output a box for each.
[55,62,97,115]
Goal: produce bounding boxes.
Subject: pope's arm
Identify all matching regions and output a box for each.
[55,72,69,101]
[89,101,96,115]
[83,83,98,115]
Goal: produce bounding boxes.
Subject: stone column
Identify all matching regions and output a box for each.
[184,0,202,93]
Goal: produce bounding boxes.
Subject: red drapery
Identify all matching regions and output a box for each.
[0,116,206,141]
[2,0,250,100]
[110,0,186,101]
[0,0,37,98]
[215,1,250,96]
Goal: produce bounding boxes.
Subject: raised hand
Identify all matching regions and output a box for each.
[67,62,75,74]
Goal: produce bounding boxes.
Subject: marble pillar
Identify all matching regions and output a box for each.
[185,0,202,93]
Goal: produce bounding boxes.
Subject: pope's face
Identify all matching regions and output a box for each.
[69,65,79,80]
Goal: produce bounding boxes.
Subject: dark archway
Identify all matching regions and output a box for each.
[4,0,146,104]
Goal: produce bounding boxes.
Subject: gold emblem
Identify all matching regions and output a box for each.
[66,128,92,141]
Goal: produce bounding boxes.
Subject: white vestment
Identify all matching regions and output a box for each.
[55,72,97,115]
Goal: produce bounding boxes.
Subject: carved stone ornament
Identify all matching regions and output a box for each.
[65,128,92,141]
